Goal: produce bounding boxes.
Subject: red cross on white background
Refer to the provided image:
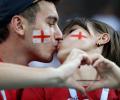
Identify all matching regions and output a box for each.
[32,30,50,43]
[70,32,86,40]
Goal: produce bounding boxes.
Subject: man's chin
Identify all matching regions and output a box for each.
[45,51,55,63]
[46,57,53,63]
[35,53,53,63]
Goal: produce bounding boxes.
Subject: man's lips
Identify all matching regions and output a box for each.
[53,41,60,49]
[54,45,59,53]
[56,42,62,51]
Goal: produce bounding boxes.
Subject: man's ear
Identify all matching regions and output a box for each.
[10,15,25,36]
[96,33,110,46]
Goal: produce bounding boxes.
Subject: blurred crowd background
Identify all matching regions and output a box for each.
[56,0,120,32]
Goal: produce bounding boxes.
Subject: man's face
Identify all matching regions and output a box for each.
[25,1,62,62]
[57,23,98,63]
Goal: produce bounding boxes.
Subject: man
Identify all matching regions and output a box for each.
[0,0,89,99]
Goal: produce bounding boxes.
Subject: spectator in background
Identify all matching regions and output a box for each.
[93,0,120,32]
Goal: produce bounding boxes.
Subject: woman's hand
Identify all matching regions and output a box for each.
[86,54,120,91]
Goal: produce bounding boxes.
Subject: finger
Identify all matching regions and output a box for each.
[60,58,82,79]
[86,81,105,92]
[64,48,80,64]
[92,58,105,78]
[70,49,90,65]
[93,58,103,68]
[81,55,92,65]
[90,54,102,65]
[71,80,87,96]
[71,48,87,59]
[71,79,87,96]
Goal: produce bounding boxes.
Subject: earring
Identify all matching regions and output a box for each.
[96,43,101,47]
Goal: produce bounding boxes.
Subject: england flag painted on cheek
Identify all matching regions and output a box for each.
[32,29,51,43]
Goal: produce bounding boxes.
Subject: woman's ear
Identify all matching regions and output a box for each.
[96,33,110,46]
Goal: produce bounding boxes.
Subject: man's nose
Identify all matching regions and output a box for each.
[54,26,63,41]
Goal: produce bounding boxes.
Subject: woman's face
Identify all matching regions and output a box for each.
[57,23,99,63]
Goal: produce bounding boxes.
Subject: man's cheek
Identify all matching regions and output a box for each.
[32,29,51,44]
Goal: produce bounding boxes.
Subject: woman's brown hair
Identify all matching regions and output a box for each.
[63,17,120,66]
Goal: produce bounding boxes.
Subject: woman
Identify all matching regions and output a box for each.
[21,18,120,100]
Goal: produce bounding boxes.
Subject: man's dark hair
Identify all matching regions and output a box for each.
[20,0,60,23]
[63,17,120,67]
[0,0,60,43]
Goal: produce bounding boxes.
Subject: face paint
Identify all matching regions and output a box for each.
[32,29,50,43]
[70,32,87,40]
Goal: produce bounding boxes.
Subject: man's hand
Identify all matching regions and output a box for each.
[57,48,91,95]
[86,54,120,91]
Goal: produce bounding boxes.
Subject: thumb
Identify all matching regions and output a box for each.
[70,79,87,96]
[86,81,105,92]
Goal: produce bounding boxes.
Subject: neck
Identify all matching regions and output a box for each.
[86,46,103,55]
[0,38,31,65]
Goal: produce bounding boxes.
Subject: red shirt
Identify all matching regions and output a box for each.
[21,87,119,100]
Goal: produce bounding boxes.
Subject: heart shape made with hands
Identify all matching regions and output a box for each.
[64,48,112,92]
[75,54,103,87]
[76,53,114,92]
[67,49,118,93]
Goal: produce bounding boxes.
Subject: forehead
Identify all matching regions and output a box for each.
[63,21,99,38]
[64,21,97,33]
[69,24,83,29]
[64,24,87,34]
[37,1,58,18]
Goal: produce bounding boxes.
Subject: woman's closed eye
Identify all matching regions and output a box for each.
[69,28,77,33]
